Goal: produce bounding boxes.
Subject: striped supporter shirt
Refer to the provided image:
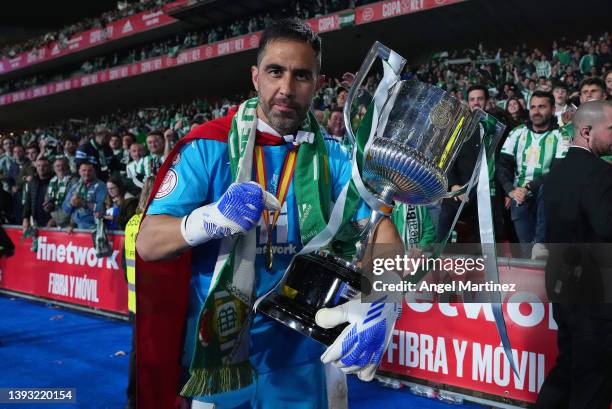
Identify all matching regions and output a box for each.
[500,124,569,188]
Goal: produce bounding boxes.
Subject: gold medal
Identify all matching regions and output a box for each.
[254,146,298,272]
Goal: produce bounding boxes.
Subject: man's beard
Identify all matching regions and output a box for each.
[260,97,309,136]
[530,114,551,128]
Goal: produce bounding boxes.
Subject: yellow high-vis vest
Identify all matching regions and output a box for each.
[124,213,142,314]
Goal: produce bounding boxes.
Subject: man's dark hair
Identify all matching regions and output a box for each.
[530,90,555,107]
[579,77,605,93]
[54,156,69,167]
[192,114,206,125]
[62,135,78,144]
[467,84,489,101]
[78,160,95,170]
[552,81,568,92]
[257,18,321,71]
[26,142,39,152]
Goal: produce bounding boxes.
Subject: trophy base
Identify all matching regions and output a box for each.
[258,295,347,345]
[257,253,362,346]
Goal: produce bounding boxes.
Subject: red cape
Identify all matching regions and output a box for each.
[136,107,286,409]
[135,111,234,409]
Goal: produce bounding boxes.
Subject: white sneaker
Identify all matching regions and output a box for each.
[531,243,549,260]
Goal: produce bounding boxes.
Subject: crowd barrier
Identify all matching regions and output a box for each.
[0,225,558,408]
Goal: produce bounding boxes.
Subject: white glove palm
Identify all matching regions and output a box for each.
[315,296,401,381]
[181,181,280,246]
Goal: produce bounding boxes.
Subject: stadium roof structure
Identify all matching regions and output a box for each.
[167,0,289,27]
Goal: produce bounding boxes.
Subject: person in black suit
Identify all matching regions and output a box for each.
[535,100,612,409]
[437,85,508,245]
[436,85,489,244]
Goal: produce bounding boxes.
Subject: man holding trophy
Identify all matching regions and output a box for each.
[136,18,402,409]
[136,16,508,409]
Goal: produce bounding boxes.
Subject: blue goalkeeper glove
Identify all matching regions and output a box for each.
[181,181,280,246]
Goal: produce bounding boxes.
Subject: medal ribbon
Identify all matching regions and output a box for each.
[254,145,298,270]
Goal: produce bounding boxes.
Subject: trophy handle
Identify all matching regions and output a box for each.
[344,41,406,146]
[442,108,506,199]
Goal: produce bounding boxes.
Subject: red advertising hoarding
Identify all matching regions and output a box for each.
[355,0,465,25]
[0,227,557,403]
[0,32,262,106]
[0,0,471,107]
[0,225,567,406]
[0,0,189,76]
[0,227,127,315]
[380,262,558,405]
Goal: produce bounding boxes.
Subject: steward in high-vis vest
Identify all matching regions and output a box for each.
[124,212,142,409]
[124,213,142,314]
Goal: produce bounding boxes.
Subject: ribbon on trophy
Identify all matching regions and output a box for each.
[407,111,518,376]
[340,42,519,376]
[475,116,518,376]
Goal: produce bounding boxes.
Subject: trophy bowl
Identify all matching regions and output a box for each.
[363,139,448,205]
[361,79,479,206]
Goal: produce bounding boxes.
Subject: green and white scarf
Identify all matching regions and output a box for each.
[181,98,363,397]
[391,204,435,250]
[47,175,71,207]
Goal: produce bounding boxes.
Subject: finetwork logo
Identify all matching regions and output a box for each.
[36,236,120,270]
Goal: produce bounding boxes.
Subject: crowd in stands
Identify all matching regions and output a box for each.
[0,0,176,60]
[1,0,372,61]
[415,33,611,112]
[4,3,610,99]
[0,0,376,95]
[0,28,610,261]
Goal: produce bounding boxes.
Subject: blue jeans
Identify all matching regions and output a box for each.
[510,185,546,256]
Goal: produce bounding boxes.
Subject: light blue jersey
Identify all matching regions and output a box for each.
[147,137,366,408]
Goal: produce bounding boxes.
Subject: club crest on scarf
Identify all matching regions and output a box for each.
[198,290,248,361]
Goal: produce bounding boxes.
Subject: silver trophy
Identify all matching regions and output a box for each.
[348,42,487,245]
[257,42,503,345]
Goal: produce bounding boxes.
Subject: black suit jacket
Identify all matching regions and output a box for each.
[544,147,612,314]
[448,128,480,189]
